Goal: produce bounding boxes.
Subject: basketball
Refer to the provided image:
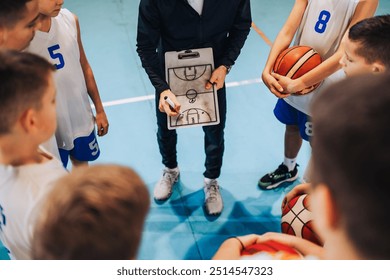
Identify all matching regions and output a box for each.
[241,240,302,260]
[273,45,322,94]
[281,194,322,246]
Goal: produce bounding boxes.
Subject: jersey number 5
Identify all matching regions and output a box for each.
[314,10,331,34]
[48,44,65,70]
[0,204,6,232]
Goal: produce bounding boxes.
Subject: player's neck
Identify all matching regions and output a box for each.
[0,136,45,166]
[323,230,361,260]
[39,14,52,33]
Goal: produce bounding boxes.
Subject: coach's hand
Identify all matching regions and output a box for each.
[206,66,227,90]
[159,90,181,116]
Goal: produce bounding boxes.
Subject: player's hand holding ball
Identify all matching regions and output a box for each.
[272,45,322,96]
[159,89,181,116]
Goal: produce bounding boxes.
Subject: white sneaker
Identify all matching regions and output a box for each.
[204,178,223,215]
[154,167,180,201]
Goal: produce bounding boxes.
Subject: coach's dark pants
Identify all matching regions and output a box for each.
[155,86,227,179]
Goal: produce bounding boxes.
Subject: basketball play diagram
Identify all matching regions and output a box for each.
[165,48,220,130]
[167,64,219,129]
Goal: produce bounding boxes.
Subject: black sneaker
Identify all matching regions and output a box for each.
[258,163,298,190]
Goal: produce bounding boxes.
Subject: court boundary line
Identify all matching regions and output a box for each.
[98,78,263,108]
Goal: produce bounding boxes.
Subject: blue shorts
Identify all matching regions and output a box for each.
[274,99,312,141]
[59,130,100,167]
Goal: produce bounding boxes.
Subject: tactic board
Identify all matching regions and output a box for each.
[165,48,220,130]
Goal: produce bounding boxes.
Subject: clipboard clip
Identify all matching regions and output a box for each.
[178,50,200,60]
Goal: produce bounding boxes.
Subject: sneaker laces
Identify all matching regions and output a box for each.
[206,183,219,201]
[162,171,177,185]
[269,164,299,178]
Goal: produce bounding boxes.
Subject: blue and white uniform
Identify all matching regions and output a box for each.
[285,0,358,115]
[26,9,99,167]
[275,0,358,140]
[0,148,67,259]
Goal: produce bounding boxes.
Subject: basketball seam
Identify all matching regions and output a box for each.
[291,52,319,79]
[286,49,317,79]
[274,46,300,73]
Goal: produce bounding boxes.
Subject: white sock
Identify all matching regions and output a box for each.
[165,166,179,172]
[284,157,297,171]
[204,177,217,184]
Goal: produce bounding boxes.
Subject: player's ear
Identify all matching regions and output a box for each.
[318,184,339,229]
[311,183,339,239]
[372,62,386,74]
[0,28,6,46]
[19,108,38,134]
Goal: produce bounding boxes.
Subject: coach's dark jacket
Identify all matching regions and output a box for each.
[136,0,252,94]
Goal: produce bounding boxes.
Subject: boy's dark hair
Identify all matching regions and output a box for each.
[0,0,32,28]
[349,14,390,69]
[311,73,390,259]
[32,164,150,260]
[0,49,55,135]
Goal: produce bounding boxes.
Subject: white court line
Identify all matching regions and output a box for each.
[99,78,263,108]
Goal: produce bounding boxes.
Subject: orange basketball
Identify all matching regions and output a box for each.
[273,45,322,94]
[281,194,323,246]
[241,240,302,260]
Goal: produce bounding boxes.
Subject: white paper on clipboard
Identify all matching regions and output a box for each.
[165,47,220,130]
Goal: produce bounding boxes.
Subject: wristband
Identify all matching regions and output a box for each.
[232,236,244,251]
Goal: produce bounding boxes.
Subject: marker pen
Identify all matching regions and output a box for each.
[164,96,179,113]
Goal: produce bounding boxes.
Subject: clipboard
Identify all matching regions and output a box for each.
[165,47,220,130]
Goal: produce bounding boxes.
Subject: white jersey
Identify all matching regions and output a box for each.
[41,135,61,161]
[0,148,67,259]
[285,0,358,115]
[26,9,95,151]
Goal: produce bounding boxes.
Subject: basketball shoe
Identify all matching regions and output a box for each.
[204,178,223,215]
[154,167,180,200]
[258,163,298,190]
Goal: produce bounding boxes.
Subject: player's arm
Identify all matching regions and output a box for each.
[256,232,325,258]
[262,0,308,98]
[74,14,109,136]
[275,0,379,94]
[212,234,260,260]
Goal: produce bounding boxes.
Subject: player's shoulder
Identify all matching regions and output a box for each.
[57,8,78,23]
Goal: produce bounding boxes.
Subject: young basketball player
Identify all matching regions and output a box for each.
[340,14,390,76]
[0,0,40,50]
[215,73,390,260]
[26,0,109,168]
[282,14,390,208]
[32,164,150,260]
[258,0,378,190]
[0,49,67,260]
[0,0,61,161]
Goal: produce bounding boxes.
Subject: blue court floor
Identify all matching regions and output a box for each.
[1,0,389,260]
